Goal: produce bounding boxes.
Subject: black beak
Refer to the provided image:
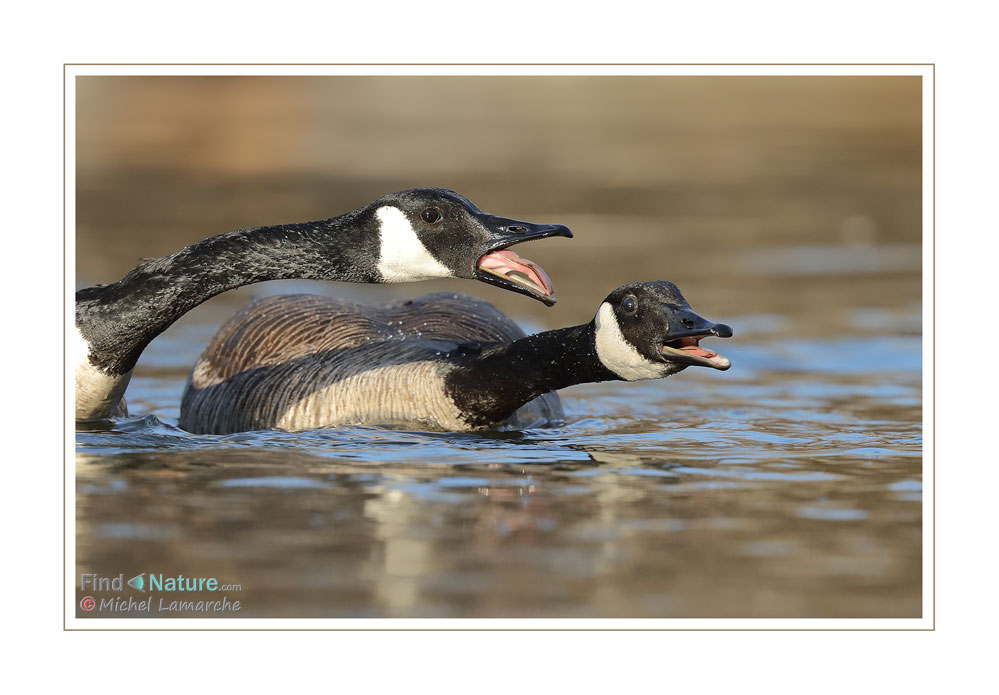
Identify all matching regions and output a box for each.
[667,307,733,340]
[474,213,572,306]
[476,213,573,251]
[658,306,733,370]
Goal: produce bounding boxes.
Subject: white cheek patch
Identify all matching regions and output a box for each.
[375,206,452,282]
[593,303,665,381]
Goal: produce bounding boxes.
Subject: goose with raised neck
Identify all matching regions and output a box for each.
[75,188,572,420]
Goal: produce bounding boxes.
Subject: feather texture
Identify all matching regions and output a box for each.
[180,293,564,433]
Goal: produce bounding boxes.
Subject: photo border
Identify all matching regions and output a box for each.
[65,63,934,630]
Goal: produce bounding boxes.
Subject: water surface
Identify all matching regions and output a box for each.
[75,277,921,618]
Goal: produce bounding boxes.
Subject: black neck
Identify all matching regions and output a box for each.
[444,323,619,428]
[76,211,379,375]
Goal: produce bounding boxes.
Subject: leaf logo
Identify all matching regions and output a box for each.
[127,573,146,592]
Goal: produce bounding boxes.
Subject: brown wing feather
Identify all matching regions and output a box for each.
[193,292,528,385]
[182,292,563,433]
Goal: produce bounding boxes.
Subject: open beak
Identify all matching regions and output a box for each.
[474,214,572,306]
[658,310,733,370]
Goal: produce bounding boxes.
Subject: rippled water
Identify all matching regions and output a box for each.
[73,76,923,619]
[75,288,922,618]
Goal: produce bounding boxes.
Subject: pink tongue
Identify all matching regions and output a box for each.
[681,345,717,358]
[477,249,555,296]
[672,336,730,369]
[680,343,730,369]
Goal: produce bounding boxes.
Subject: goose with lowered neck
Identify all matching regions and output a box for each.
[75,188,571,421]
[179,281,733,434]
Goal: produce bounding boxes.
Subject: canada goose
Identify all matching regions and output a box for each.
[179,281,732,434]
[75,188,572,421]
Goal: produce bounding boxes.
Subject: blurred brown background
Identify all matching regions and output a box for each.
[76,76,921,335]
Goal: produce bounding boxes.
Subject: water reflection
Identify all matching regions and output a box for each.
[77,325,922,618]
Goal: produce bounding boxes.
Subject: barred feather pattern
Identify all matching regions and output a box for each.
[180,293,563,433]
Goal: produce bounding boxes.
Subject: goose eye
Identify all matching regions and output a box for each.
[421,207,443,224]
[621,296,638,315]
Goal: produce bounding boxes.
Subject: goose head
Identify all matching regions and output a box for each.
[593,281,733,380]
[370,188,572,305]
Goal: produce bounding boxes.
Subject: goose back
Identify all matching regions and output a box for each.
[179,293,564,433]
